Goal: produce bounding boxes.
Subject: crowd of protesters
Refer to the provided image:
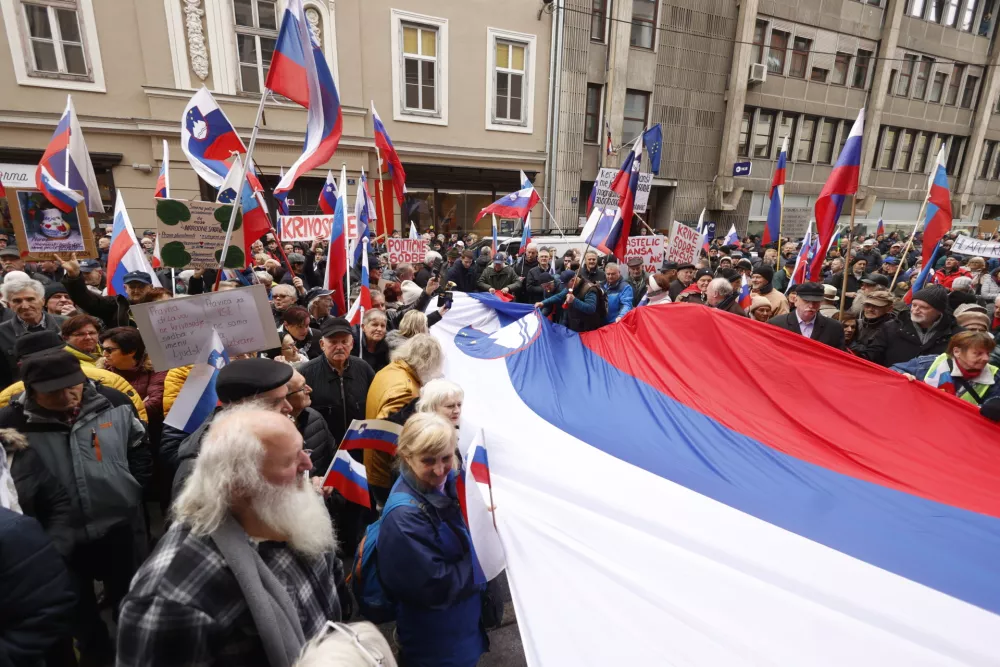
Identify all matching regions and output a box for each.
[0,219,998,667]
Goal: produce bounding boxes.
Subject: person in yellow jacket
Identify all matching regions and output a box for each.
[162,365,192,415]
[364,334,444,507]
[0,331,147,421]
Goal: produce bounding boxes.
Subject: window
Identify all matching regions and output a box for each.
[913,57,934,99]
[493,41,527,124]
[751,20,767,64]
[233,0,277,93]
[630,0,657,50]
[623,90,649,144]
[879,127,899,169]
[947,137,965,174]
[738,111,752,157]
[961,75,979,108]
[929,71,947,103]
[928,0,945,22]
[837,120,851,157]
[908,0,926,16]
[776,113,797,158]
[811,67,829,83]
[789,36,811,78]
[21,1,89,76]
[896,54,917,96]
[980,140,997,178]
[898,130,916,170]
[767,30,789,74]
[402,23,438,112]
[853,50,873,89]
[961,0,980,31]
[753,110,775,158]
[943,0,960,26]
[391,10,448,125]
[584,84,602,143]
[913,132,929,172]
[591,0,608,42]
[817,119,837,164]
[946,64,964,105]
[832,52,851,85]
[797,117,817,162]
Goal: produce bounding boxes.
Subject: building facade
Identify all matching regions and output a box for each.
[0,0,553,238]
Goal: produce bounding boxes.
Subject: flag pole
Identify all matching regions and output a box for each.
[64,96,71,185]
[634,212,656,236]
[374,146,389,238]
[215,91,268,290]
[343,162,351,307]
[891,209,927,291]
[838,197,858,318]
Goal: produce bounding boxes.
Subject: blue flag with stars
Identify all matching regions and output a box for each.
[643,124,663,175]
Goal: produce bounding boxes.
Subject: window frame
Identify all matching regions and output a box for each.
[629,0,658,51]
[853,49,873,89]
[767,30,789,75]
[751,19,767,65]
[817,119,837,164]
[584,83,603,144]
[896,54,917,96]
[390,9,449,126]
[590,0,609,43]
[960,74,979,109]
[796,116,818,163]
[929,70,947,103]
[898,129,916,171]
[622,89,650,146]
[961,0,981,32]
[912,131,930,173]
[738,110,753,158]
[912,56,934,99]
[789,36,811,79]
[979,140,997,179]
[832,52,851,86]
[908,0,927,18]
[878,127,901,170]
[233,0,278,95]
[810,66,829,83]
[945,64,965,105]
[485,27,536,133]
[753,110,776,159]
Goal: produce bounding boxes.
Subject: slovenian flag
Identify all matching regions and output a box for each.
[723,224,739,246]
[876,218,885,236]
[581,206,620,255]
[324,166,348,315]
[786,225,813,294]
[609,133,644,255]
[738,274,752,310]
[216,156,271,259]
[323,449,371,508]
[318,170,338,215]
[462,431,506,583]
[352,169,373,267]
[477,186,541,224]
[921,147,953,267]
[339,417,402,454]
[181,87,263,192]
[107,192,161,296]
[164,329,229,433]
[763,136,787,246]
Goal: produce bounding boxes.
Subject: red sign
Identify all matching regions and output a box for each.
[387,238,429,265]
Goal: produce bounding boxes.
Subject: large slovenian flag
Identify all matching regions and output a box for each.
[164,329,229,433]
[36,96,103,214]
[429,293,1000,666]
[921,147,953,267]
[339,417,402,454]
[476,186,541,223]
[372,102,407,206]
[269,0,343,197]
[181,87,262,190]
[324,166,348,314]
[155,140,170,199]
[809,108,864,282]
[322,449,371,508]
[609,133,644,246]
[106,192,161,296]
[763,136,787,246]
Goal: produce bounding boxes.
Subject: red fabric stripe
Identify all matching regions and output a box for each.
[579,305,1000,519]
[267,51,310,107]
[339,438,396,455]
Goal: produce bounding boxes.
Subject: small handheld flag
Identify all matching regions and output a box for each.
[107,192,161,296]
[723,224,739,246]
[323,449,371,508]
[339,418,402,454]
[164,329,228,433]
[155,140,170,199]
[738,274,752,310]
[462,431,505,581]
[324,166,348,314]
[319,170,338,215]
[876,218,885,236]
[409,222,420,240]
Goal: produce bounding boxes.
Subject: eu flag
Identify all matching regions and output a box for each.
[643,124,663,175]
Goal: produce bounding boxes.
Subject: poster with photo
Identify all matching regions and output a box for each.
[7,188,97,260]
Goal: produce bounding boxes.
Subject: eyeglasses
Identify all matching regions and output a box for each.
[102,345,120,354]
[286,386,311,396]
[317,622,386,665]
[70,330,99,338]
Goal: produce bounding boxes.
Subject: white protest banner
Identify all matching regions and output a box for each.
[665,221,700,266]
[277,214,357,243]
[387,238,429,265]
[624,235,665,274]
[782,207,812,242]
[131,284,281,371]
[952,234,1000,259]
[155,199,245,269]
[593,168,654,213]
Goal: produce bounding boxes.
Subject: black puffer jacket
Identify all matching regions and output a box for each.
[855,310,965,367]
[297,407,334,476]
[851,312,895,352]
[299,356,375,445]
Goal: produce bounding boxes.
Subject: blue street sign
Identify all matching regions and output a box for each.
[733,161,752,177]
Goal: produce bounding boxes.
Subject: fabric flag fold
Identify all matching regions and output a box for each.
[269,0,343,197]
[36,96,103,214]
[763,137,787,246]
[274,166,290,218]
[107,192,161,296]
[352,169,373,266]
[582,207,621,256]
[216,156,271,257]
[643,124,663,175]
[476,187,541,223]
[339,417,402,454]
[344,294,362,326]
[519,170,533,236]
[155,140,170,199]
[324,166,348,314]
[809,108,863,282]
[164,329,229,433]
[318,170,338,215]
[372,102,407,206]
[921,147,953,266]
[37,167,84,213]
[322,449,371,508]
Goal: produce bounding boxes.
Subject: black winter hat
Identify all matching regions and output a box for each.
[22,350,85,393]
[911,285,949,313]
[752,265,774,282]
[44,283,69,305]
[215,358,293,404]
[14,330,63,361]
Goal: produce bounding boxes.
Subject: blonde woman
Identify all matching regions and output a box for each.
[376,413,487,667]
[385,310,428,351]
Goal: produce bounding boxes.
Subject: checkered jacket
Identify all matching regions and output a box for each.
[116,521,343,667]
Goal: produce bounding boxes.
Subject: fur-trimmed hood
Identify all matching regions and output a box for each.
[0,428,29,452]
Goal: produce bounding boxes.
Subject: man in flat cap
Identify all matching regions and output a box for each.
[166,357,295,500]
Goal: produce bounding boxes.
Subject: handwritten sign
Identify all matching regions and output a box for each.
[665,221,701,266]
[131,284,280,371]
[782,207,812,242]
[593,168,654,213]
[624,235,665,274]
[278,214,357,243]
[155,199,245,269]
[387,238,429,265]
[952,234,1000,259]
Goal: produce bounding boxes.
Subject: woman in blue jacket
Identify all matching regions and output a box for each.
[377,412,487,667]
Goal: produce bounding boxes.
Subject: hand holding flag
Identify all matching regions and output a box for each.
[322,449,371,508]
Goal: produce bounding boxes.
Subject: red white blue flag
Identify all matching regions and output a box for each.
[921,147,953,267]
[216,156,271,257]
[322,449,370,508]
[372,102,407,206]
[339,418,402,455]
[809,108,863,281]
[477,186,541,223]
[268,0,343,197]
[352,169,373,267]
[581,206,620,255]
[738,274,752,310]
[36,96,103,214]
[181,87,263,191]
[723,224,739,246]
[107,192,160,296]
[318,170,338,215]
[876,218,885,236]
[164,329,228,433]
[155,140,170,199]
[609,133,644,246]
[324,166,348,314]
[37,167,83,214]
[786,225,813,294]
[763,136,787,246]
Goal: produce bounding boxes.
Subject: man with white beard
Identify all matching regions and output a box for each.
[116,405,344,667]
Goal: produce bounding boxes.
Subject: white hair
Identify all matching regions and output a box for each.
[708,277,734,298]
[362,308,386,325]
[952,276,974,292]
[424,250,442,265]
[271,283,296,298]
[417,379,464,413]
[255,271,273,286]
[390,333,443,383]
[604,262,620,273]
[1,278,43,302]
[2,270,29,283]
[295,622,397,667]
[525,242,537,253]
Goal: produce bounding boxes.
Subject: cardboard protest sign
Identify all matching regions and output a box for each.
[7,188,97,261]
[952,234,1000,259]
[782,207,811,241]
[593,168,654,213]
[131,284,280,371]
[155,199,245,269]
[665,221,700,266]
[277,214,357,243]
[387,238,429,264]
[624,235,666,274]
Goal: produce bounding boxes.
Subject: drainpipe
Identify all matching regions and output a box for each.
[547,0,565,231]
[543,1,559,231]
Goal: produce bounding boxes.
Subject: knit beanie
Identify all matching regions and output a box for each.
[911,285,948,313]
[749,295,771,314]
[752,265,774,282]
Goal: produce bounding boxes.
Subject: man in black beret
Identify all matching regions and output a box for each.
[854,285,964,367]
[767,282,845,350]
[165,358,295,498]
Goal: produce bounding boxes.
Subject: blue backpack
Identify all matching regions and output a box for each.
[348,491,425,624]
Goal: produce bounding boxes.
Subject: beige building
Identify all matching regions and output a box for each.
[0,0,553,238]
